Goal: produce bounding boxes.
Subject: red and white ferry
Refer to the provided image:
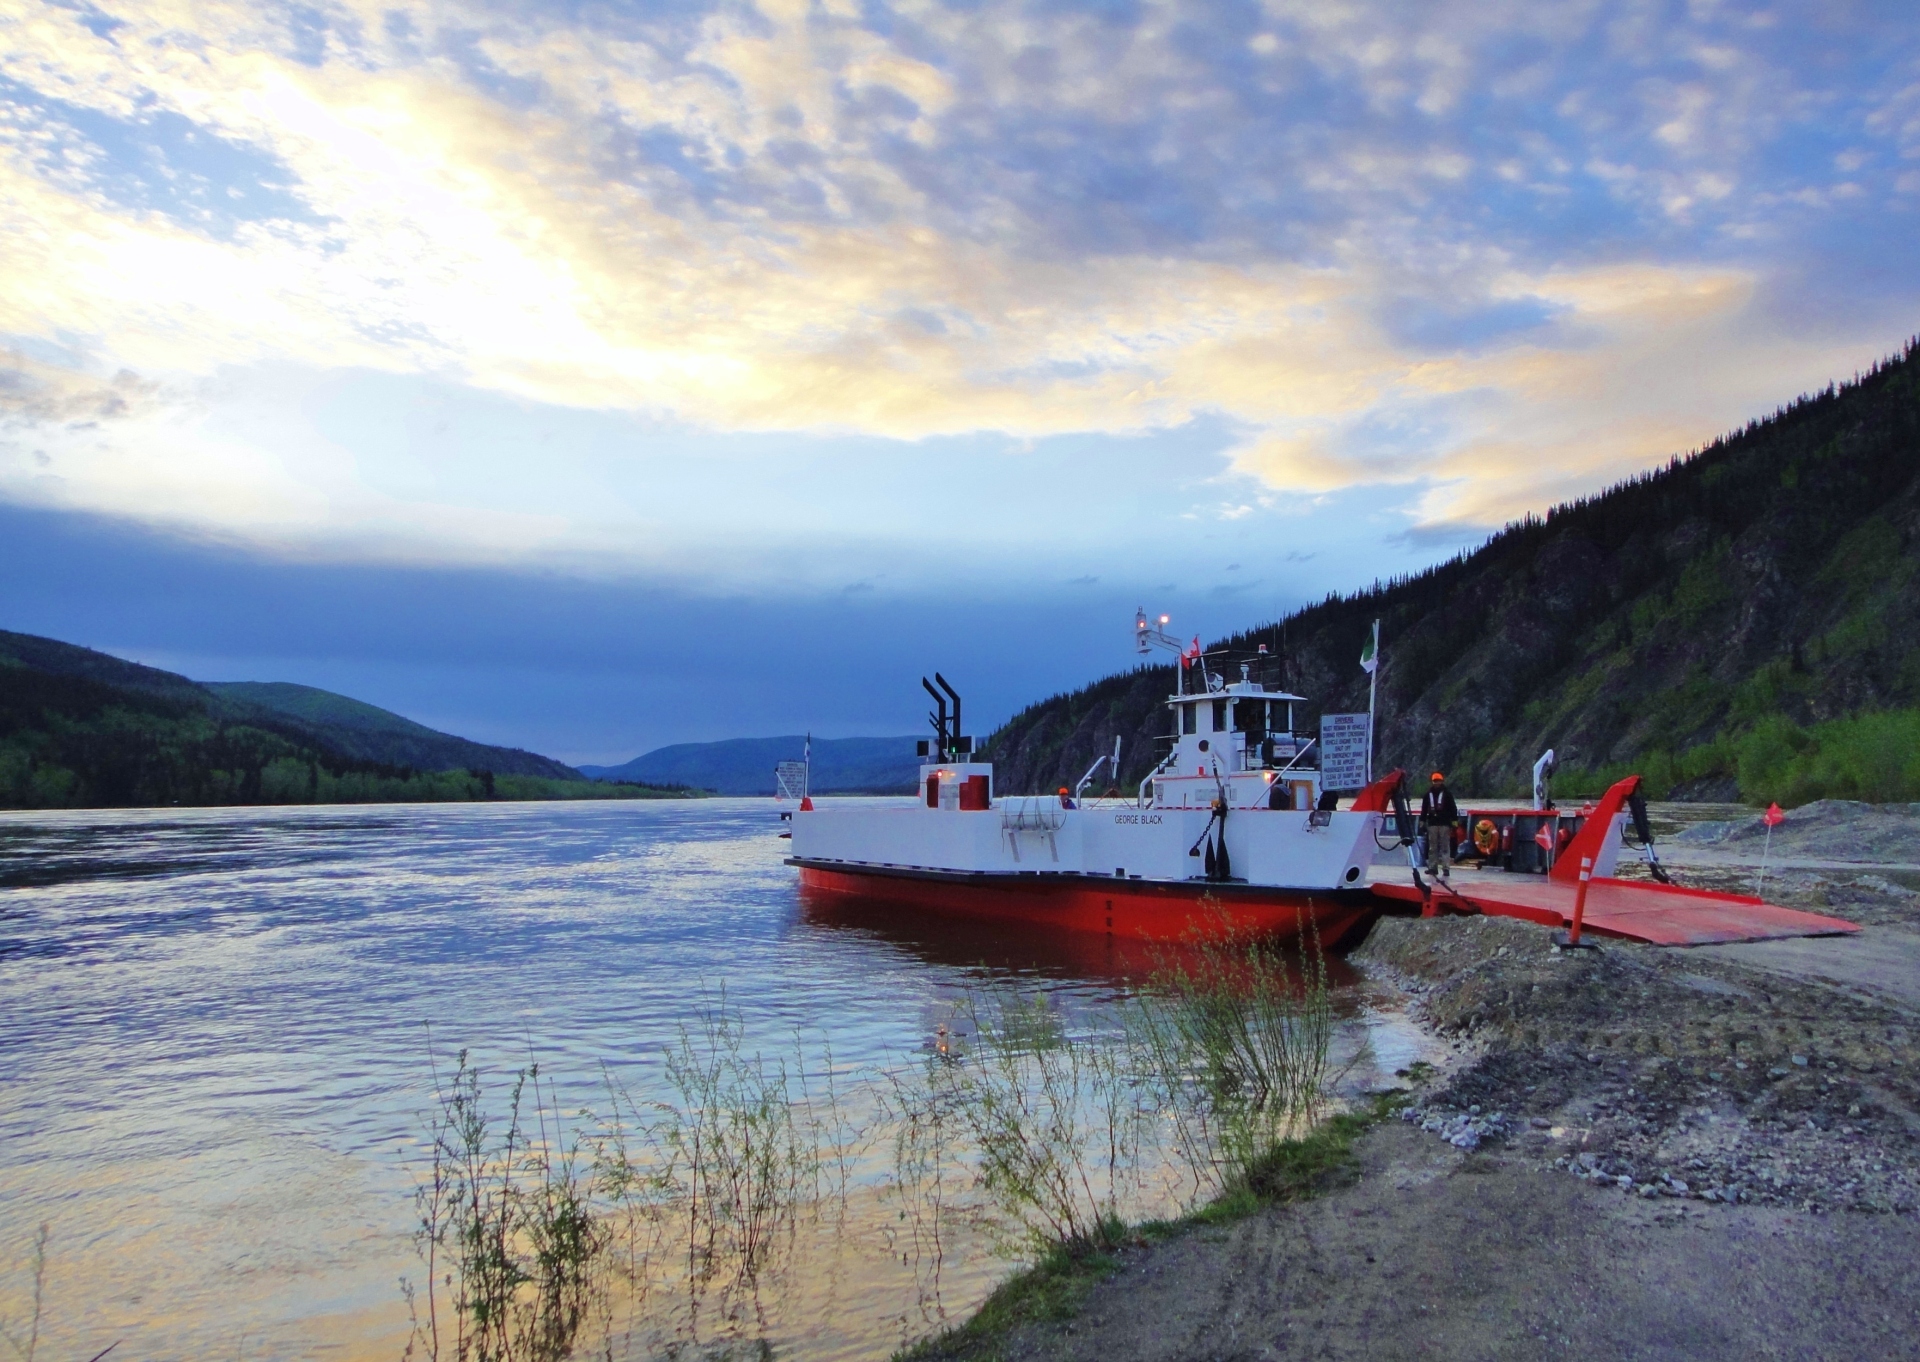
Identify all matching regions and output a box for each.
[788,616,1440,948]
[788,613,1864,951]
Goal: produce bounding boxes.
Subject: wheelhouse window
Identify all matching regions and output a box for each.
[1211,699,1227,732]
[1234,699,1267,737]
[1180,703,1197,735]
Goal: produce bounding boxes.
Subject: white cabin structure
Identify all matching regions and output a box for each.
[1141,667,1323,814]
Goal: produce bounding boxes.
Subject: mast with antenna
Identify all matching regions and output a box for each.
[1134,607,1188,694]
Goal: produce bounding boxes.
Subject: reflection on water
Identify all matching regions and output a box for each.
[799,884,1367,989]
[0,801,1434,1361]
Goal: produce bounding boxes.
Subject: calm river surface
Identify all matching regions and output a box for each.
[0,799,1426,1361]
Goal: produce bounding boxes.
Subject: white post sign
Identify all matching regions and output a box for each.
[1320,713,1371,791]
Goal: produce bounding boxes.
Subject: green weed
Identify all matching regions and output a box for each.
[1127,924,1335,1198]
[0,1224,48,1362]
[404,1051,606,1362]
[403,942,1343,1361]
[407,1000,870,1361]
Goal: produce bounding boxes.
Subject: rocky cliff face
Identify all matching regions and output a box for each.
[983,340,1920,798]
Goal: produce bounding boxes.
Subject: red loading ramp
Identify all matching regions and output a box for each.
[1370,875,1860,946]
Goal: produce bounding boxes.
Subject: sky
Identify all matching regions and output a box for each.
[3,0,1918,763]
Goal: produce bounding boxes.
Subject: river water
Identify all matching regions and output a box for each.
[0,799,1428,1361]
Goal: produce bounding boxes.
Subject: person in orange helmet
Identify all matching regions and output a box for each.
[1420,770,1459,882]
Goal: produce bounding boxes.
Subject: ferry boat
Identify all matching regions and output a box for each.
[788,615,1428,948]
[785,611,1870,950]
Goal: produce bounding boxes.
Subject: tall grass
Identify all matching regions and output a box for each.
[1128,927,1335,1198]
[404,1052,605,1362]
[880,926,1337,1265]
[405,1002,863,1361]
[601,998,821,1337]
[889,992,1145,1258]
[404,940,1337,1359]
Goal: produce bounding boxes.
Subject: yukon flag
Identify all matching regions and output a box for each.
[1359,620,1379,674]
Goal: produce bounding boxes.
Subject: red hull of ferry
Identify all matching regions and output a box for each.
[794,862,1380,950]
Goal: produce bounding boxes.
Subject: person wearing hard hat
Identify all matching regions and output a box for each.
[1420,771,1459,882]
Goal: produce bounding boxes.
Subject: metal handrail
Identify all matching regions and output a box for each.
[1139,749,1182,807]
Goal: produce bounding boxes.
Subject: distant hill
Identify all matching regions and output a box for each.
[0,627,211,705]
[0,629,687,809]
[204,681,577,779]
[985,339,1920,805]
[582,735,923,795]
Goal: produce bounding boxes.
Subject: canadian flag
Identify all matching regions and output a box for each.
[1185,636,1202,662]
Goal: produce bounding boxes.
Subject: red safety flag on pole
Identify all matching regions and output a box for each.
[1757,802,1784,895]
[1534,823,1554,853]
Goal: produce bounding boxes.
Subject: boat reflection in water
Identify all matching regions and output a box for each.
[796,879,1366,993]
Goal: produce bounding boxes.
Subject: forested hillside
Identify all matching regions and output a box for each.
[0,631,687,809]
[984,340,1920,805]
[204,681,577,779]
[581,735,921,795]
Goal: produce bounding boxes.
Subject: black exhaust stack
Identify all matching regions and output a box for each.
[922,677,948,757]
[935,673,970,755]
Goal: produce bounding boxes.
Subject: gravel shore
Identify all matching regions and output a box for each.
[974,803,1920,1361]
[1363,911,1920,1215]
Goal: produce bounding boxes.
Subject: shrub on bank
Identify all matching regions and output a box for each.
[1555,704,1920,806]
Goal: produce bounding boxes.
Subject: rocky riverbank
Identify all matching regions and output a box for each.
[962,806,1920,1361]
[1362,912,1920,1215]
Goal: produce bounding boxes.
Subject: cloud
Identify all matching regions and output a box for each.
[0,350,159,423]
[1229,432,1370,495]
[0,0,1913,563]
